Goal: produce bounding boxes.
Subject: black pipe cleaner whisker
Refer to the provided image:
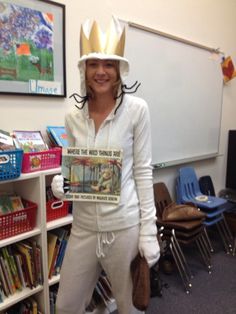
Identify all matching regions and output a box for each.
[70,81,141,113]
[122,81,141,92]
[69,93,89,110]
[114,81,141,114]
[115,81,141,99]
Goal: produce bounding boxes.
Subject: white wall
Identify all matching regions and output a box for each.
[1,0,236,198]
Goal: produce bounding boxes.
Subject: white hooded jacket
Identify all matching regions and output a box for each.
[65,92,157,237]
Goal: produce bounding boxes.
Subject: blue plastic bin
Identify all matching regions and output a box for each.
[0,149,23,181]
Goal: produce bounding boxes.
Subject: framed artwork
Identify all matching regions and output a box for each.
[0,0,66,97]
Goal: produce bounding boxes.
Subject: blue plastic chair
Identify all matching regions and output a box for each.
[177,167,226,210]
[176,176,224,226]
[199,175,236,212]
[199,175,236,255]
[176,167,234,253]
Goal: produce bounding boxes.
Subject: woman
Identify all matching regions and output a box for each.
[52,17,160,314]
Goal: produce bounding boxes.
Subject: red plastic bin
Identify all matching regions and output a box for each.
[46,199,69,222]
[0,199,37,240]
[21,148,62,173]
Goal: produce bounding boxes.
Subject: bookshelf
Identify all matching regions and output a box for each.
[0,168,117,314]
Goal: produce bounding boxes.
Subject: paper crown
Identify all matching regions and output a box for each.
[80,17,125,57]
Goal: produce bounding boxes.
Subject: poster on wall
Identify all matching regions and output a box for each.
[0,0,66,97]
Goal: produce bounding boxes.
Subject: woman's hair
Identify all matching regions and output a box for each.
[85,60,121,99]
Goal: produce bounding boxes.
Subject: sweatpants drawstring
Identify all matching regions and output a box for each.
[96,231,115,258]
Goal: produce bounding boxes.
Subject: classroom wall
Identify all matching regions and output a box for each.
[1,0,236,198]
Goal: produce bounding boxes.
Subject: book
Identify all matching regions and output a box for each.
[61,147,122,204]
[49,228,68,277]
[14,254,26,288]
[47,232,58,275]
[0,280,5,303]
[2,247,22,291]
[29,297,38,314]
[0,194,14,215]
[0,255,16,294]
[0,261,10,297]
[0,194,25,215]
[54,237,68,275]
[48,243,59,279]
[10,195,24,211]
[0,129,15,151]
[13,130,48,153]
[16,251,32,289]
[15,242,34,288]
[35,245,43,285]
[25,239,39,287]
[46,126,68,147]
[54,228,69,275]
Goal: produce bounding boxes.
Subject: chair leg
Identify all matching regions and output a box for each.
[233,237,236,256]
[200,232,212,261]
[196,236,212,273]
[195,237,208,269]
[221,216,235,252]
[203,227,214,253]
[169,242,191,294]
[216,221,231,254]
[170,236,192,288]
[171,230,193,280]
[159,230,192,293]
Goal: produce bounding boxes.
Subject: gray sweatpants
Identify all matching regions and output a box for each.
[56,225,144,314]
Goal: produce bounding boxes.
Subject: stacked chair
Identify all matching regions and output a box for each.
[199,175,236,212]
[176,167,234,254]
[199,175,236,255]
[154,182,212,293]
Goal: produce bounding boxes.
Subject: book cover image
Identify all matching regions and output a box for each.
[13,130,48,153]
[62,148,122,204]
[47,126,68,147]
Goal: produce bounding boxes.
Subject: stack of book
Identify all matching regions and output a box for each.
[49,285,58,314]
[1,296,42,314]
[47,227,70,279]
[46,126,68,148]
[0,241,43,303]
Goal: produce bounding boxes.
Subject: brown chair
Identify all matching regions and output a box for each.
[154,182,212,293]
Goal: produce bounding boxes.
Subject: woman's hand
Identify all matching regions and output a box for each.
[138,235,160,268]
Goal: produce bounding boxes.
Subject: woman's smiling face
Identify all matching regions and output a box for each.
[86,59,119,96]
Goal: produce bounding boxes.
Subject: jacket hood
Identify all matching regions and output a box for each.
[78,53,129,97]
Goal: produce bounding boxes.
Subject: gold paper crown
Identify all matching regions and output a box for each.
[80,19,125,57]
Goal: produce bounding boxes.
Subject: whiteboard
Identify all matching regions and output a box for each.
[122,22,223,168]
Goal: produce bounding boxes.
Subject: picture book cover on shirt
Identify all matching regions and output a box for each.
[61,147,122,204]
[46,126,68,147]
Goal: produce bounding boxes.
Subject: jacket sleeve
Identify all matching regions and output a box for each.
[132,99,157,237]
